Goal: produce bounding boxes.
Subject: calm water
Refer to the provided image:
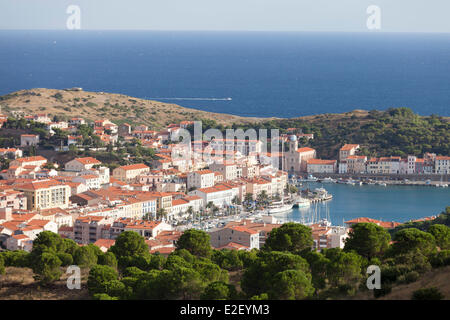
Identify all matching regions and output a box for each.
[1,30,450,117]
[275,183,450,225]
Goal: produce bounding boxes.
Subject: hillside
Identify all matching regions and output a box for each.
[0,88,264,129]
[1,88,449,159]
[0,88,391,130]
[353,265,450,300]
[0,267,90,300]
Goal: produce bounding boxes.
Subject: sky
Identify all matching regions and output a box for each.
[0,0,449,32]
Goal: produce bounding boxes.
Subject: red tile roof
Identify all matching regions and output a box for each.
[119,163,149,171]
[296,147,315,153]
[340,144,360,151]
[74,157,101,165]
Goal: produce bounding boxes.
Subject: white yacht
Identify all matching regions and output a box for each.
[303,174,318,182]
[295,197,311,208]
[267,200,294,214]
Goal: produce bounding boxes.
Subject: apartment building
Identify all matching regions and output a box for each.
[72,174,100,190]
[73,215,111,244]
[209,225,260,250]
[188,184,237,208]
[14,179,71,210]
[243,177,273,200]
[339,144,360,161]
[0,189,27,211]
[210,162,238,181]
[209,138,262,156]
[346,155,367,174]
[10,156,47,168]
[223,219,282,248]
[187,169,215,189]
[65,157,102,172]
[310,222,349,251]
[113,163,150,183]
[435,156,450,174]
[306,159,337,174]
[123,220,173,238]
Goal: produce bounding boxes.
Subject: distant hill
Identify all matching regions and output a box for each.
[1,88,448,159]
[0,88,264,129]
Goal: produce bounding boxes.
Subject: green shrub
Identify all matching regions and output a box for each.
[430,250,450,268]
[32,252,62,285]
[57,252,74,267]
[373,284,392,298]
[98,252,118,269]
[397,271,420,284]
[92,293,119,300]
[87,265,119,295]
[412,287,444,300]
[74,245,98,268]
[0,255,5,275]
[200,281,237,300]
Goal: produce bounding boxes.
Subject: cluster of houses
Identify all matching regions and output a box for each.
[0,113,446,254]
[284,136,449,175]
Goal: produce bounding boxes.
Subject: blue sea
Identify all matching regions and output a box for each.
[1,30,450,117]
[278,183,449,225]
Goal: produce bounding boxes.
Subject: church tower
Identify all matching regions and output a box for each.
[289,134,298,152]
[284,135,298,174]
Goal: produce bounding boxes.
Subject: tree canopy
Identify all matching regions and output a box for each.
[264,222,313,253]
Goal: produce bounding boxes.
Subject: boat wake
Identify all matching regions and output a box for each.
[146,97,232,101]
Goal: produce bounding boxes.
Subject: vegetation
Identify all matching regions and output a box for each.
[0,207,449,300]
[228,107,449,159]
[411,287,444,300]
[263,223,313,253]
[344,223,391,259]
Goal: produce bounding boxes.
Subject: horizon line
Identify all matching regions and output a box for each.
[1,29,450,35]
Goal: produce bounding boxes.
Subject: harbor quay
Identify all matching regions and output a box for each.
[309,172,450,184]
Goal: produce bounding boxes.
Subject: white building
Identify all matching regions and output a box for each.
[73,174,101,190]
[435,156,450,174]
[187,169,215,189]
[210,162,238,181]
[306,159,337,174]
[188,184,238,208]
[65,157,102,172]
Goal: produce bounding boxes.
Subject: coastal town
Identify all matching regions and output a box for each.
[0,112,448,255]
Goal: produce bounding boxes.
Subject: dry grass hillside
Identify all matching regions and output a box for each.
[0,267,90,300]
[354,265,450,300]
[0,88,395,132]
[0,88,265,130]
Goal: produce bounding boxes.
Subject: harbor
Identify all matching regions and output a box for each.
[277,181,449,226]
[177,175,449,232]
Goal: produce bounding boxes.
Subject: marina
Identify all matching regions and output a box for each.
[278,181,449,226]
